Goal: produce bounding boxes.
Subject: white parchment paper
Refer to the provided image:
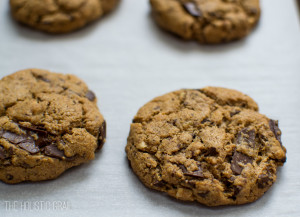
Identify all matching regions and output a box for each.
[0,0,299,216]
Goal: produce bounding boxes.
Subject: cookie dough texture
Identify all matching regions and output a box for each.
[0,69,106,184]
[126,87,286,206]
[10,0,120,33]
[150,0,260,44]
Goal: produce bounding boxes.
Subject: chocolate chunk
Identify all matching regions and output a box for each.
[233,185,242,197]
[0,129,3,137]
[198,191,209,198]
[187,180,196,188]
[85,90,96,101]
[269,120,282,145]
[278,156,286,163]
[1,131,30,144]
[230,110,241,117]
[153,180,167,188]
[35,134,51,148]
[231,151,253,175]
[18,141,40,154]
[249,8,258,15]
[44,144,65,159]
[202,147,218,156]
[0,146,6,160]
[97,120,107,150]
[36,75,50,83]
[257,173,273,189]
[182,2,202,17]
[19,125,51,148]
[179,164,204,178]
[19,124,48,135]
[6,174,13,180]
[237,128,255,148]
[201,118,210,124]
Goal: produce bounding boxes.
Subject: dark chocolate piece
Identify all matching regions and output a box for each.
[19,124,48,135]
[153,180,167,188]
[269,119,282,145]
[180,164,204,178]
[36,75,50,83]
[44,144,65,159]
[233,185,242,197]
[0,146,6,160]
[202,147,218,156]
[18,141,40,154]
[257,172,273,189]
[1,131,29,144]
[231,151,253,175]
[85,90,96,101]
[183,2,202,17]
[6,174,13,180]
[97,120,107,150]
[198,191,209,198]
[230,110,241,117]
[35,134,51,148]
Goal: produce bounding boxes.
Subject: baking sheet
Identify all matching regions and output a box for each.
[0,0,300,216]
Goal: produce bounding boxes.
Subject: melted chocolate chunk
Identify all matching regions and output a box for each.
[85,90,96,101]
[233,185,242,197]
[257,172,273,189]
[1,129,41,154]
[187,180,196,188]
[97,120,107,150]
[1,131,29,144]
[201,118,210,124]
[198,191,209,198]
[202,147,218,156]
[249,8,258,15]
[179,164,204,178]
[6,174,13,180]
[153,180,167,188]
[183,2,202,17]
[19,125,51,148]
[44,144,65,159]
[231,151,253,175]
[19,124,48,135]
[36,75,50,83]
[19,141,40,154]
[230,110,241,117]
[35,134,52,148]
[0,146,6,160]
[237,128,255,148]
[269,120,282,145]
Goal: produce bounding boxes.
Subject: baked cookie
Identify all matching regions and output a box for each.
[0,69,106,184]
[10,0,120,33]
[126,87,286,206]
[150,0,260,44]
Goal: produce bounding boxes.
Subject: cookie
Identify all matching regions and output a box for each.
[150,0,260,44]
[10,0,120,33]
[0,69,106,184]
[126,87,286,206]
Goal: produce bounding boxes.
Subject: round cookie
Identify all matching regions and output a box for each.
[150,0,261,44]
[0,69,106,184]
[126,87,286,206]
[10,0,120,33]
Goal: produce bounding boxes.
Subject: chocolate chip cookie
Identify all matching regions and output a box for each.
[126,87,286,206]
[10,0,120,33]
[0,69,106,184]
[150,0,260,44]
